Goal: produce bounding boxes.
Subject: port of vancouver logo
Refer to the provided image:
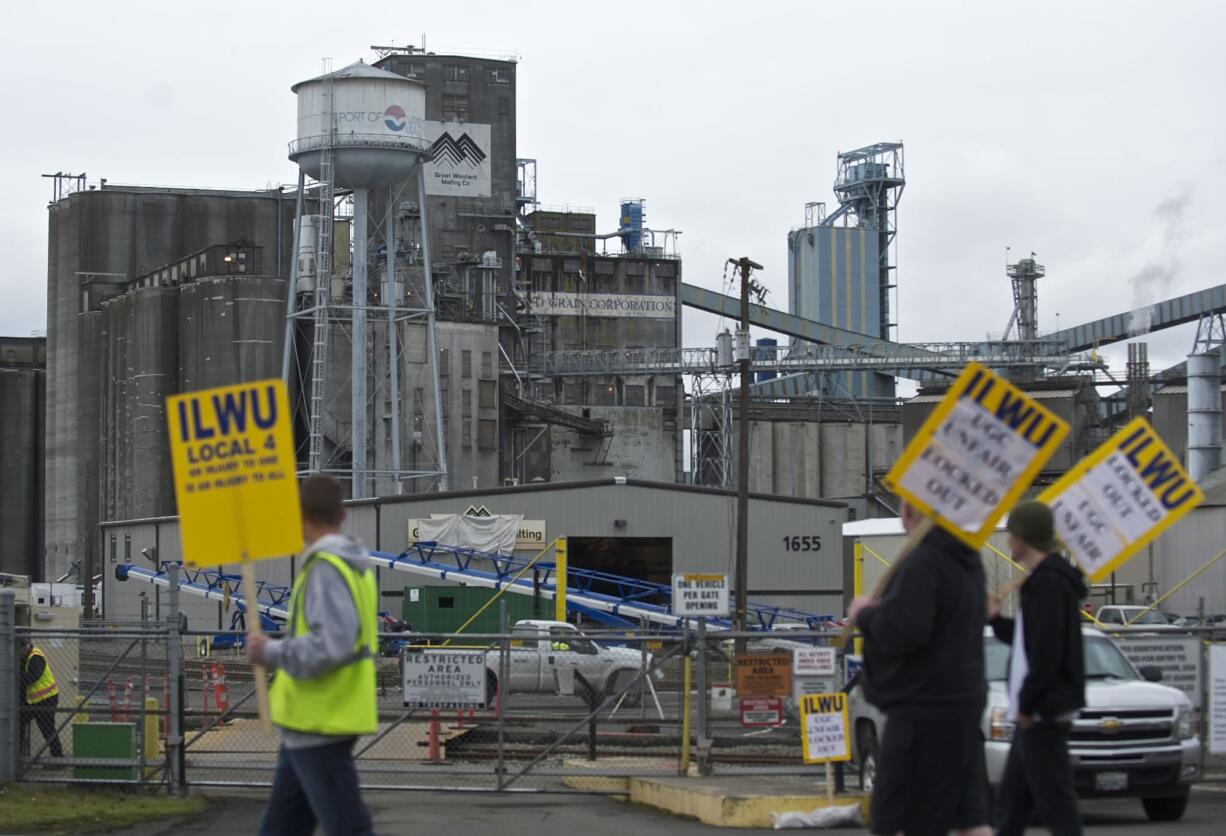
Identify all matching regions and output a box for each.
[430,132,487,168]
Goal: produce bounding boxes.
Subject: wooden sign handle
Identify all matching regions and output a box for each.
[834,518,935,649]
[241,560,272,733]
[825,760,834,804]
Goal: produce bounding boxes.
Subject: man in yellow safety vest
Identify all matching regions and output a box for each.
[247,475,377,836]
[20,639,64,758]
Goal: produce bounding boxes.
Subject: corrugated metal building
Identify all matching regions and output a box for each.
[101,479,846,627]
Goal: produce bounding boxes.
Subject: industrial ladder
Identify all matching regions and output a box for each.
[307,78,336,474]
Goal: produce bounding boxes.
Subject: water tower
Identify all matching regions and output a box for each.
[282,60,448,496]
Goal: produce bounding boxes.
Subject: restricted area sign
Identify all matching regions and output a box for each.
[885,362,1069,548]
[800,692,851,763]
[672,573,729,617]
[740,697,783,727]
[403,650,489,709]
[1037,418,1203,582]
[736,652,793,698]
[166,379,302,567]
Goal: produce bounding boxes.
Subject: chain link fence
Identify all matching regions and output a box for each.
[7,585,1220,797]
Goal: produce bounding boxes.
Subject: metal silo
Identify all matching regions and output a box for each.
[126,287,179,518]
[0,368,43,576]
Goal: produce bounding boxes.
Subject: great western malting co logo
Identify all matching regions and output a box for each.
[430,132,487,168]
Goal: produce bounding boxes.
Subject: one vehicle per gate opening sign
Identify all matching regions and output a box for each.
[167,379,302,568]
[672,573,729,617]
[885,362,1070,548]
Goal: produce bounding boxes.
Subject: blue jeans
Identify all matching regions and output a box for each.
[260,738,373,836]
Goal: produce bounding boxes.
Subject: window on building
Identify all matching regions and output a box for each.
[405,62,425,78]
[498,97,510,116]
[655,386,676,406]
[563,382,584,404]
[444,64,469,82]
[481,351,493,378]
[592,383,617,406]
[442,95,470,120]
[488,68,512,84]
[462,417,473,449]
[478,419,497,450]
[438,348,450,377]
[624,384,646,406]
[462,350,472,378]
[479,380,496,409]
[462,388,473,417]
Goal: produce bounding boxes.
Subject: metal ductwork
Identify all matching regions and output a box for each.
[1186,351,1222,481]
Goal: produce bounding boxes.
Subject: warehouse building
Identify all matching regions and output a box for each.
[101,478,846,627]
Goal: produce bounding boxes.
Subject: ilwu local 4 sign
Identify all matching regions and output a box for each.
[885,362,1069,548]
[1038,418,1203,582]
[166,379,302,568]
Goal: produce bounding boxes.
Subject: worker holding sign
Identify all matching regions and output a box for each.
[247,476,378,836]
[987,500,1086,836]
[848,502,991,836]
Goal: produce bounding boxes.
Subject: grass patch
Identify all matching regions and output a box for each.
[0,784,209,833]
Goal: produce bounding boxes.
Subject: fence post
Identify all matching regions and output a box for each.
[496,599,508,790]
[139,594,149,783]
[166,563,185,796]
[695,617,710,776]
[0,590,16,783]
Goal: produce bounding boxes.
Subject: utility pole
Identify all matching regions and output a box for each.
[729,257,765,650]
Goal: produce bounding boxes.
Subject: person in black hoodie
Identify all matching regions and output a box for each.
[850,502,991,836]
[988,500,1087,836]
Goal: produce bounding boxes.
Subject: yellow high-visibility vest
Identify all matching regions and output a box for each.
[25,648,59,704]
[268,552,378,735]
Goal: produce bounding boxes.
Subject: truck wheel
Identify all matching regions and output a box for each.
[857,724,879,793]
[1142,792,1189,822]
[607,669,642,708]
[486,673,499,709]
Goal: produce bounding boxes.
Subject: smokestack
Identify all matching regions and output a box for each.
[1186,351,1221,482]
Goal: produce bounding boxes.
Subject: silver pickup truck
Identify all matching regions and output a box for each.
[486,619,659,705]
[848,627,1200,823]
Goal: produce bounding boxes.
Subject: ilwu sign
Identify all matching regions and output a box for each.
[886,362,1069,548]
[1037,418,1203,581]
[423,121,491,197]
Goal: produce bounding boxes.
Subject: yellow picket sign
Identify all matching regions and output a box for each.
[166,379,303,568]
[799,692,851,764]
[1038,417,1203,582]
[884,362,1069,548]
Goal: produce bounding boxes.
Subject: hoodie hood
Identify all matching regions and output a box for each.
[925,527,981,572]
[1030,553,1089,599]
[304,532,372,572]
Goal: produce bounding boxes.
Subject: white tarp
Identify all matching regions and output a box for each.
[415,513,522,554]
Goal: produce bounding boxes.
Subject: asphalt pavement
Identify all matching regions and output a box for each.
[110,783,1226,835]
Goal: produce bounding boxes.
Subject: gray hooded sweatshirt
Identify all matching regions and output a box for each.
[264,532,376,748]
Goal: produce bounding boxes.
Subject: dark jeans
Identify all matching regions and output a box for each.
[21,695,64,758]
[259,738,373,836]
[996,721,1082,836]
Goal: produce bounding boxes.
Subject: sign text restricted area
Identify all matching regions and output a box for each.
[167,379,302,567]
[886,362,1069,547]
[402,651,488,709]
[1038,418,1203,581]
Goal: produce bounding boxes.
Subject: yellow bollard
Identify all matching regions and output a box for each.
[853,542,864,655]
[144,697,160,776]
[554,537,568,622]
[680,655,692,776]
[72,695,88,724]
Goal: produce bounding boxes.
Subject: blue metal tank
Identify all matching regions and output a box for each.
[619,199,644,253]
[755,338,778,382]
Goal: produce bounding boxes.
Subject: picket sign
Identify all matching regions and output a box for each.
[166,378,304,731]
[1037,417,1204,582]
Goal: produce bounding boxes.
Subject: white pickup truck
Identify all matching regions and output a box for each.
[485,620,660,705]
[848,627,1200,823]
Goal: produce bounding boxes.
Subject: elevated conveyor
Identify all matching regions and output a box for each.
[116,542,835,632]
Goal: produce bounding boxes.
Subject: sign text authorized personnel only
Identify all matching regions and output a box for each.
[885,362,1069,548]
[167,379,302,568]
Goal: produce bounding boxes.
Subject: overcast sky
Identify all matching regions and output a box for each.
[3,0,1224,380]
